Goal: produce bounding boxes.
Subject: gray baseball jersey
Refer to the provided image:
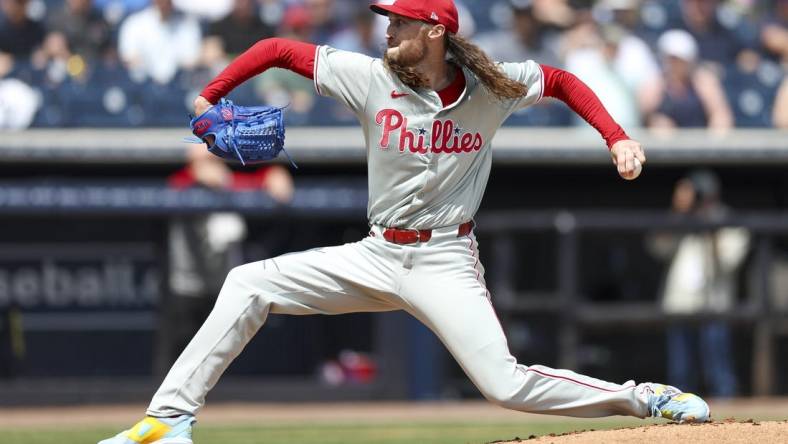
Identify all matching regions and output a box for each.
[313,45,544,229]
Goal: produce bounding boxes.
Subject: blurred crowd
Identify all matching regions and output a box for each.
[0,0,786,129]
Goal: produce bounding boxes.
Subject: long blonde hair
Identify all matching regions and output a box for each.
[446,33,528,101]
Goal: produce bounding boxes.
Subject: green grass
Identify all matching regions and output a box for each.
[1,419,654,444]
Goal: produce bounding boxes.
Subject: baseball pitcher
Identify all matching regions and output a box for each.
[100,1,708,443]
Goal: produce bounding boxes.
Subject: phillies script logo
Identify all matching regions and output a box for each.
[375,109,483,154]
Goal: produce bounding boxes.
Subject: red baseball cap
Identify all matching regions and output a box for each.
[370,0,459,34]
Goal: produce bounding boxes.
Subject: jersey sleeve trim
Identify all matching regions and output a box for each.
[536,62,545,104]
[313,45,323,96]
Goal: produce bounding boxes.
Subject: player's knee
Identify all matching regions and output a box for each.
[222,265,246,287]
[223,263,248,278]
[218,264,269,303]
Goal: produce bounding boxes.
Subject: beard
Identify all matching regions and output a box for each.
[383,32,429,89]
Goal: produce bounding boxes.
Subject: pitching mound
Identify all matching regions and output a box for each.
[496,419,788,443]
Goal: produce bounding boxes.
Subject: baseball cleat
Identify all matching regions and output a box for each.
[642,383,711,423]
[97,414,195,444]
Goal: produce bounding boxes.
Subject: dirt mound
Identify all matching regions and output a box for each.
[495,419,788,443]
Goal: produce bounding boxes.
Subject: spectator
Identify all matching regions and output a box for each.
[172,0,232,22]
[725,47,784,127]
[0,76,39,129]
[304,0,341,43]
[678,0,747,66]
[117,0,201,84]
[0,0,45,59]
[157,144,293,374]
[531,0,576,30]
[594,0,663,117]
[93,0,150,16]
[30,31,73,81]
[760,0,788,66]
[279,4,313,43]
[252,4,317,122]
[648,170,749,398]
[45,0,113,62]
[328,9,380,57]
[206,0,275,57]
[473,1,569,126]
[774,76,788,128]
[648,29,733,130]
[598,0,654,40]
[475,0,562,66]
[257,0,290,28]
[562,20,641,128]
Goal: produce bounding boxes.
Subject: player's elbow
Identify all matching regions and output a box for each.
[252,37,288,51]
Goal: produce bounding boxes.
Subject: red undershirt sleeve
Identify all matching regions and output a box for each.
[540,64,629,149]
[201,38,317,104]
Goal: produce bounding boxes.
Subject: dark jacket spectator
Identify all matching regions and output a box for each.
[46,0,113,61]
[0,0,45,57]
[206,0,274,56]
[760,0,788,65]
[679,0,747,66]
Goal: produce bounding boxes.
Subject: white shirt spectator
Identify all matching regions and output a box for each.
[0,78,40,129]
[118,6,201,84]
[564,48,640,128]
[612,34,660,98]
[661,228,750,314]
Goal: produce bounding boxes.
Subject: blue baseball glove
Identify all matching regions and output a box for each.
[185,99,295,167]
